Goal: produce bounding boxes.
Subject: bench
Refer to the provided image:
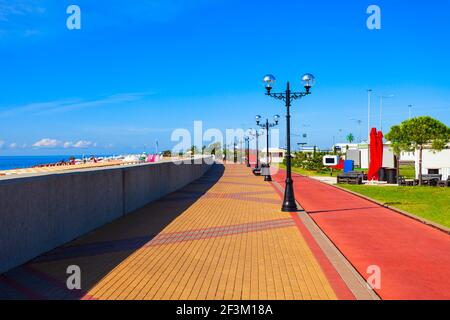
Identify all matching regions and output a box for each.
[439,176,450,187]
[421,174,442,186]
[337,172,363,185]
[398,176,416,187]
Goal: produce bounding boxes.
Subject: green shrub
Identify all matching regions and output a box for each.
[287,151,329,172]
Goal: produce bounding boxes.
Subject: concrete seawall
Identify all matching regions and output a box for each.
[0,158,213,274]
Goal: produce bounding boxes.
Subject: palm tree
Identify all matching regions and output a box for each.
[346,133,355,144]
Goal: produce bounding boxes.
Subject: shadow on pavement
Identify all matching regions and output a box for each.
[0,164,224,300]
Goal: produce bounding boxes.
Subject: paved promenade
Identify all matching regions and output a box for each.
[0,164,355,300]
[273,170,450,300]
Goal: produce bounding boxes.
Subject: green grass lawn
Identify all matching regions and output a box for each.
[278,163,416,179]
[340,185,450,228]
[277,164,342,177]
[399,164,416,179]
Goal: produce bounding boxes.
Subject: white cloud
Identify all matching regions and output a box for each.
[32,138,61,148]
[33,138,97,149]
[32,139,98,149]
[63,141,73,148]
[72,140,95,149]
[0,140,4,148]
[9,142,18,149]
[0,0,45,22]
[0,92,152,118]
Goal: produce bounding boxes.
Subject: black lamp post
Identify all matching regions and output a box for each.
[255,129,260,169]
[245,136,251,167]
[263,73,315,212]
[239,139,244,164]
[256,115,280,181]
[249,128,263,172]
[233,140,237,164]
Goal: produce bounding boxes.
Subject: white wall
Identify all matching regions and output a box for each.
[383,146,395,168]
[358,145,395,169]
[360,148,369,169]
[400,151,415,162]
[0,158,213,274]
[415,148,450,179]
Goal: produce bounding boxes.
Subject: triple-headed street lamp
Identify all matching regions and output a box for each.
[256,114,280,182]
[263,73,316,212]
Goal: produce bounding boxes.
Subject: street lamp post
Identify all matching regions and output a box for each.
[256,115,280,182]
[245,136,251,167]
[263,73,315,212]
[367,89,372,143]
[350,119,363,143]
[233,139,238,164]
[239,139,244,164]
[255,129,260,170]
[249,128,263,171]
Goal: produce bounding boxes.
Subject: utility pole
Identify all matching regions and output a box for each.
[379,95,383,132]
[367,89,372,143]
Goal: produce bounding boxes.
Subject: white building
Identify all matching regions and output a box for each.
[261,148,287,164]
[413,145,450,180]
[400,151,415,162]
[357,145,395,169]
[337,142,395,169]
[333,143,359,154]
[332,140,450,178]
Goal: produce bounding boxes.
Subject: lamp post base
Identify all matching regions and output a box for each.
[264,175,272,182]
[246,164,251,168]
[253,167,261,176]
[281,202,298,212]
[281,180,298,212]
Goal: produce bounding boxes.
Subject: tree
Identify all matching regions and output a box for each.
[203,142,222,158]
[190,145,199,156]
[386,116,450,185]
[346,133,355,144]
[162,150,172,157]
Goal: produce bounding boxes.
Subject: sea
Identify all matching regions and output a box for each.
[0,155,111,171]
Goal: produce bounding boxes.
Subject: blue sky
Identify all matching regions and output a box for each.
[0,0,449,155]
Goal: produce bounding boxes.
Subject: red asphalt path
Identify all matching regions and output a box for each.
[273,170,450,300]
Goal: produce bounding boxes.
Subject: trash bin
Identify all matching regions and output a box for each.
[386,168,397,184]
[378,168,387,182]
[260,164,271,176]
[344,160,354,173]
